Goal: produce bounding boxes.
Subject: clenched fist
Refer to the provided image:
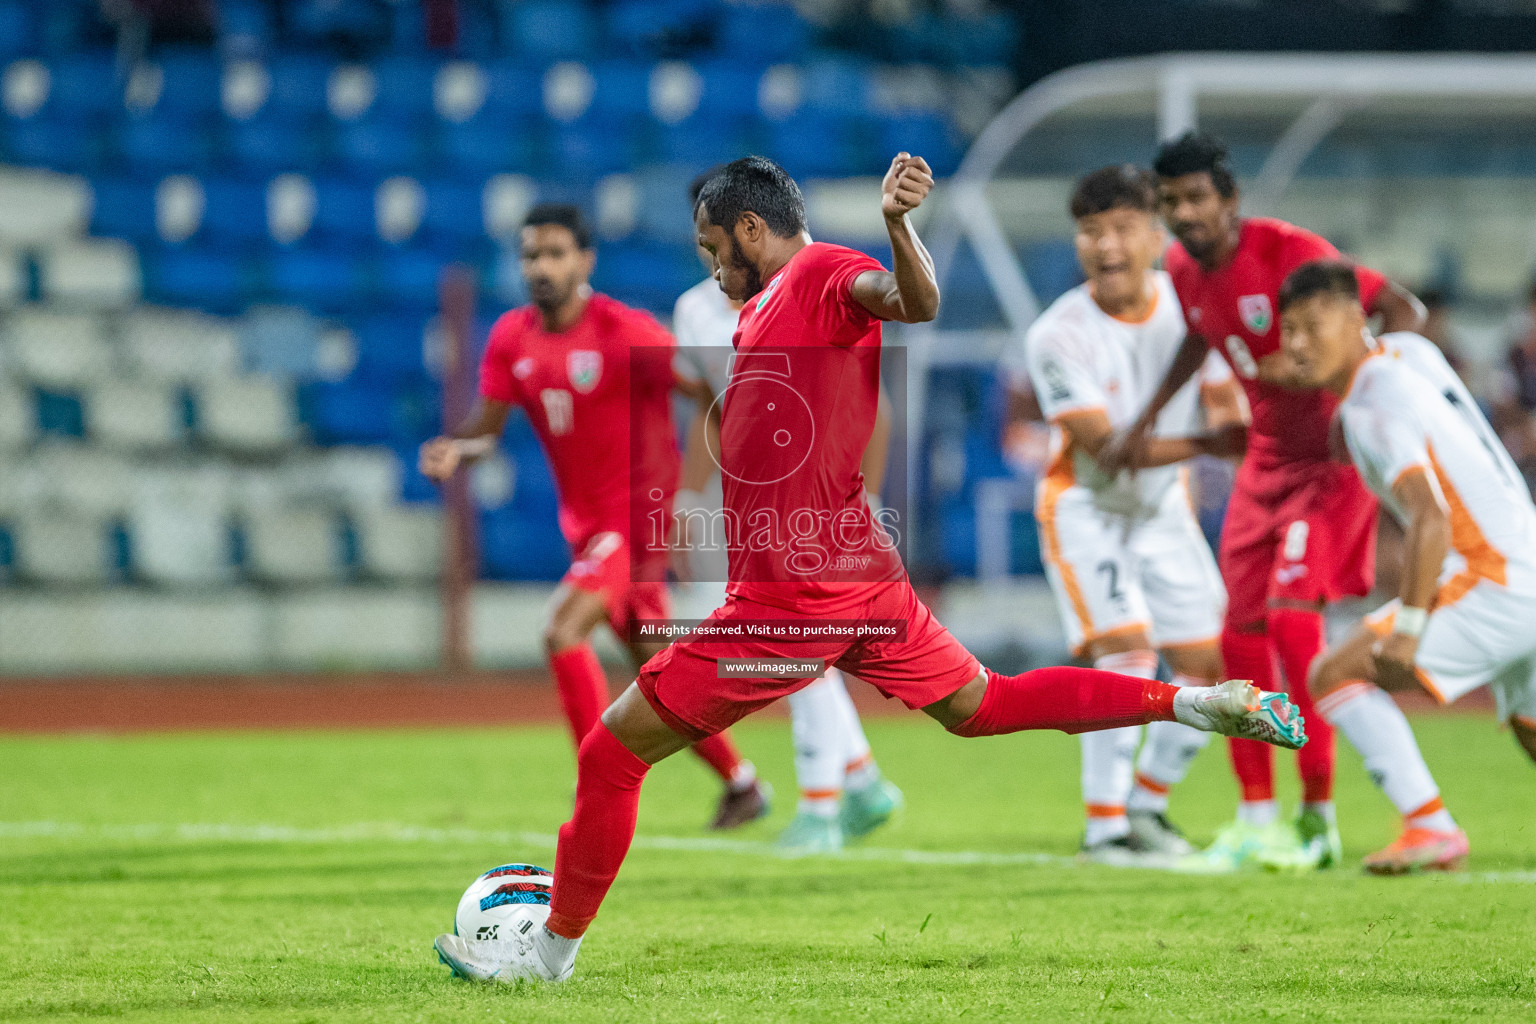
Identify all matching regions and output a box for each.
[882,152,934,221]
[419,436,463,482]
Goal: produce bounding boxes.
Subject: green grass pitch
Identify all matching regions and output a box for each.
[2,712,1534,1023]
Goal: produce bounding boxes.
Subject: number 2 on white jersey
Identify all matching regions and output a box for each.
[1224,335,1259,379]
[540,388,574,436]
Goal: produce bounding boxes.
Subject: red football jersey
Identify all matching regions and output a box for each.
[722,242,905,613]
[479,292,679,558]
[1165,217,1387,465]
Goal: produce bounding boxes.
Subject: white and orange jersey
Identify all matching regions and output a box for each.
[1340,341,1536,599]
[1011,270,1229,516]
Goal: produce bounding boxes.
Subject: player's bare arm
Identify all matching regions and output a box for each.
[851,153,940,324]
[1371,278,1428,335]
[1097,329,1209,471]
[419,397,513,481]
[1058,406,1242,472]
[1370,466,1450,692]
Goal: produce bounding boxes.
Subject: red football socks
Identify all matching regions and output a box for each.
[689,731,747,785]
[1268,607,1334,802]
[549,644,610,748]
[546,723,649,939]
[949,666,1177,738]
[1221,627,1277,802]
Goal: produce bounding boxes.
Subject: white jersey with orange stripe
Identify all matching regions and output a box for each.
[1340,346,1536,596]
[1012,271,1228,517]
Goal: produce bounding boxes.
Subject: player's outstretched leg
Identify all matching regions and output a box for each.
[434,684,693,983]
[925,665,1306,750]
[1311,630,1467,874]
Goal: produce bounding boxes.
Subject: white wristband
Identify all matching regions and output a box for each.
[1393,606,1428,638]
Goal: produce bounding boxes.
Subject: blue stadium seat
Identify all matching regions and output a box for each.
[267,247,369,314]
[589,61,652,120]
[89,177,158,241]
[482,60,546,120]
[550,118,636,177]
[419,179,487,243]
[3,114,100,170]
[376,248,449,312]
[300,378,396,443]
[145,246,246,312]
[718,4,809,62]
[354,314,429,380]
[224,115,322,172]
[156,51,222,116]
[507,1,599,61]
[480,508,569,582]
[115,112,214,172]
[201,178,270,244]
[802,57,872,117]
[765,115,859,179]
[653,113,750,168]
[606,0,714,57]
[310,177,376,243]
[1021,239,1084,307]
[879,112,962,177]
[373,56,438,118]
[593,241,697,314]
[440,114,539,175]
[696,60,765,119]
[268,54,333,121]
[332,116,426,175]
[49,53,120,117]
[0,3,36,57]
[220,1,276,57]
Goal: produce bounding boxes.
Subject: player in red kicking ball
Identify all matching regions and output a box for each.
[419,203,769,830]
[1102,132,1425,871]
[433,156,1308,984]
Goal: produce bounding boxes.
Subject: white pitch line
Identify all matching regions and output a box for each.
[0,821,1530,882]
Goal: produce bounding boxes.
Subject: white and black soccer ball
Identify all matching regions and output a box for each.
[454,863,554,943]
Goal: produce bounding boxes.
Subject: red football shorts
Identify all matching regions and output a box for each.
[1219,455,1377,629]
[635,581,982,741]
[563,531,670,638]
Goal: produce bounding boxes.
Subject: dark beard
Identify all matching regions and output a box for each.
[730,247,763,301]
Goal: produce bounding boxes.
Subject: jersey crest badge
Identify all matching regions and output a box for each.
[1238,294,1272,334]
[755,274,784,311]
[567,350,602,393]
[513,357,536,380]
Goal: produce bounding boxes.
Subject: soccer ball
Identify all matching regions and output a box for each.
[454,864,554,943]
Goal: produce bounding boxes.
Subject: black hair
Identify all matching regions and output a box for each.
[1153,130,1237,198]
[1070,164,1157,219]
[1278,259,1360,313]
[523,203,592,250]
[694,156,806,239]
[688,165,725,207]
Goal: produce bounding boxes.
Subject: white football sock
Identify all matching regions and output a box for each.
[788,675,846,800]
[1317,681,1455,831]
[537,925,581,975]
[1129,673,1213,812]
[1237,799,1279,828]
[1083,650,1158,842]
[1301,801,1337,825]
[728,760,757,794]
